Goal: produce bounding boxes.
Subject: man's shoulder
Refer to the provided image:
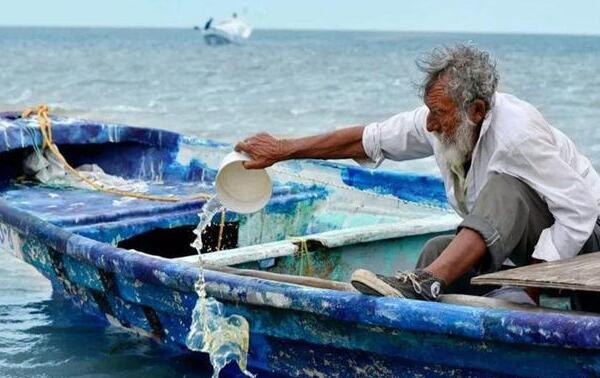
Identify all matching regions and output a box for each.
[493,92,544,123]
[490,92,554,150]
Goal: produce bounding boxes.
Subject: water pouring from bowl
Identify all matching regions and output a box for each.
[186,151,271,377]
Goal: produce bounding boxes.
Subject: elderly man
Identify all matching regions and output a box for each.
[235,44,600,307]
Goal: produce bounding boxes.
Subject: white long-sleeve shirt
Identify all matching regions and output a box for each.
[361,92,600,262]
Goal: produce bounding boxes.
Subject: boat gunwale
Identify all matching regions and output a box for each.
[176,216,460,267]
[0,115,184,152]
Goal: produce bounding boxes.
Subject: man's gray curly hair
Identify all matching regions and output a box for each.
[417,43,499,111]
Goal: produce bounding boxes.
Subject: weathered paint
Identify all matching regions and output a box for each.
[253,232,450,282]
[0,114,600,377]
[321,160,448,208]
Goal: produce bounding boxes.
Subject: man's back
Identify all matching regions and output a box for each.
[483,92,600,209]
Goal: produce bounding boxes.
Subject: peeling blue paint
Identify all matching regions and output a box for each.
[337,162,448,208]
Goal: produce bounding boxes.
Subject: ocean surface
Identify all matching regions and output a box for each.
[1,27,600,377]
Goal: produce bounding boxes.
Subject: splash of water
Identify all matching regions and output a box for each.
[186,196,253,378]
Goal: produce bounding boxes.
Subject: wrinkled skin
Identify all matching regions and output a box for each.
[425,77,462,138]
[424,75,486,146]
[234,132,291,169]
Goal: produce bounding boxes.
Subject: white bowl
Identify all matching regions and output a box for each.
[215,151,272,214]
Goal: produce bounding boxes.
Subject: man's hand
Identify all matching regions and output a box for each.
[235,132,291,169]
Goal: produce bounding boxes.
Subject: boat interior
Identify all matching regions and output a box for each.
[0,121,457,283]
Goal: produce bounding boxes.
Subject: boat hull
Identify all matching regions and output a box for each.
[0,116,599,377]
[3,209,600,377]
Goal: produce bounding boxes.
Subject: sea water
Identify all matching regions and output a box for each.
[186,196,253,378]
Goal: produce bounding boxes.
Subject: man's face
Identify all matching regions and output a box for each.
[424,77,460,139]
[424,76,477,165]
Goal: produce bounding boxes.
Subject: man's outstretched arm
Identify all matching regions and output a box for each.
[235,126,367,169]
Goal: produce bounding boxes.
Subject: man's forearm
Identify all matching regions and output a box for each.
[235,126,368,169]
[283,125,367,161]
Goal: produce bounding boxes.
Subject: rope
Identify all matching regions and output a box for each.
[216,208,226,251]
[289,236,313,276]
[21,105,227,252]
[20,105,212,203]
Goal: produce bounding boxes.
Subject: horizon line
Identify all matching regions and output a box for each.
[1,24,599,38]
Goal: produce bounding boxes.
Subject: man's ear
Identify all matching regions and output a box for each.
[468,99,487,125]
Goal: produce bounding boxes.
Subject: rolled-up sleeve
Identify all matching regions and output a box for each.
[500,135,599,261]
[359,106,434,168]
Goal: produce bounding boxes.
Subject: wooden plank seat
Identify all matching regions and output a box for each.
[472,251,600,292]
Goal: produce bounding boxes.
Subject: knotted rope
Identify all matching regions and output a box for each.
[22,105,229,252]
[21,105,212,203]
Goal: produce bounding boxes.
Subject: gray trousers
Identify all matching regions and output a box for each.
[416,173,600,306]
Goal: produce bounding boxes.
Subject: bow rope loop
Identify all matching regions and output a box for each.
[19,105,212,202]
[289,237,313,276]
[22,105,53,148]
[20,105,226,251]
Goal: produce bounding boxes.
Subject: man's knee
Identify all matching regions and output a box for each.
[416,235,454,269]
[465,173,552,270]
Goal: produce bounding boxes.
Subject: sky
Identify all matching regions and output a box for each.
[1,0,600,35]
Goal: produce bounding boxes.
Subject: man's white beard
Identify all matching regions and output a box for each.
[435,113,477,168]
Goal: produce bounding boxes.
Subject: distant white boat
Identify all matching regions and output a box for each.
[202,16,252,46]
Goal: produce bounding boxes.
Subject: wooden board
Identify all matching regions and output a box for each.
[472,251,600,292]
[439,294,595,315]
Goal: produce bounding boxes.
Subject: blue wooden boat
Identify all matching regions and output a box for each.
[1,111,599,377]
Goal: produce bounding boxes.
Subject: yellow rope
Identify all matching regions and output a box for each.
[289,236,313,276]
[216,208,226,251]
[21,105,212,203]
[22,105,228,252]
